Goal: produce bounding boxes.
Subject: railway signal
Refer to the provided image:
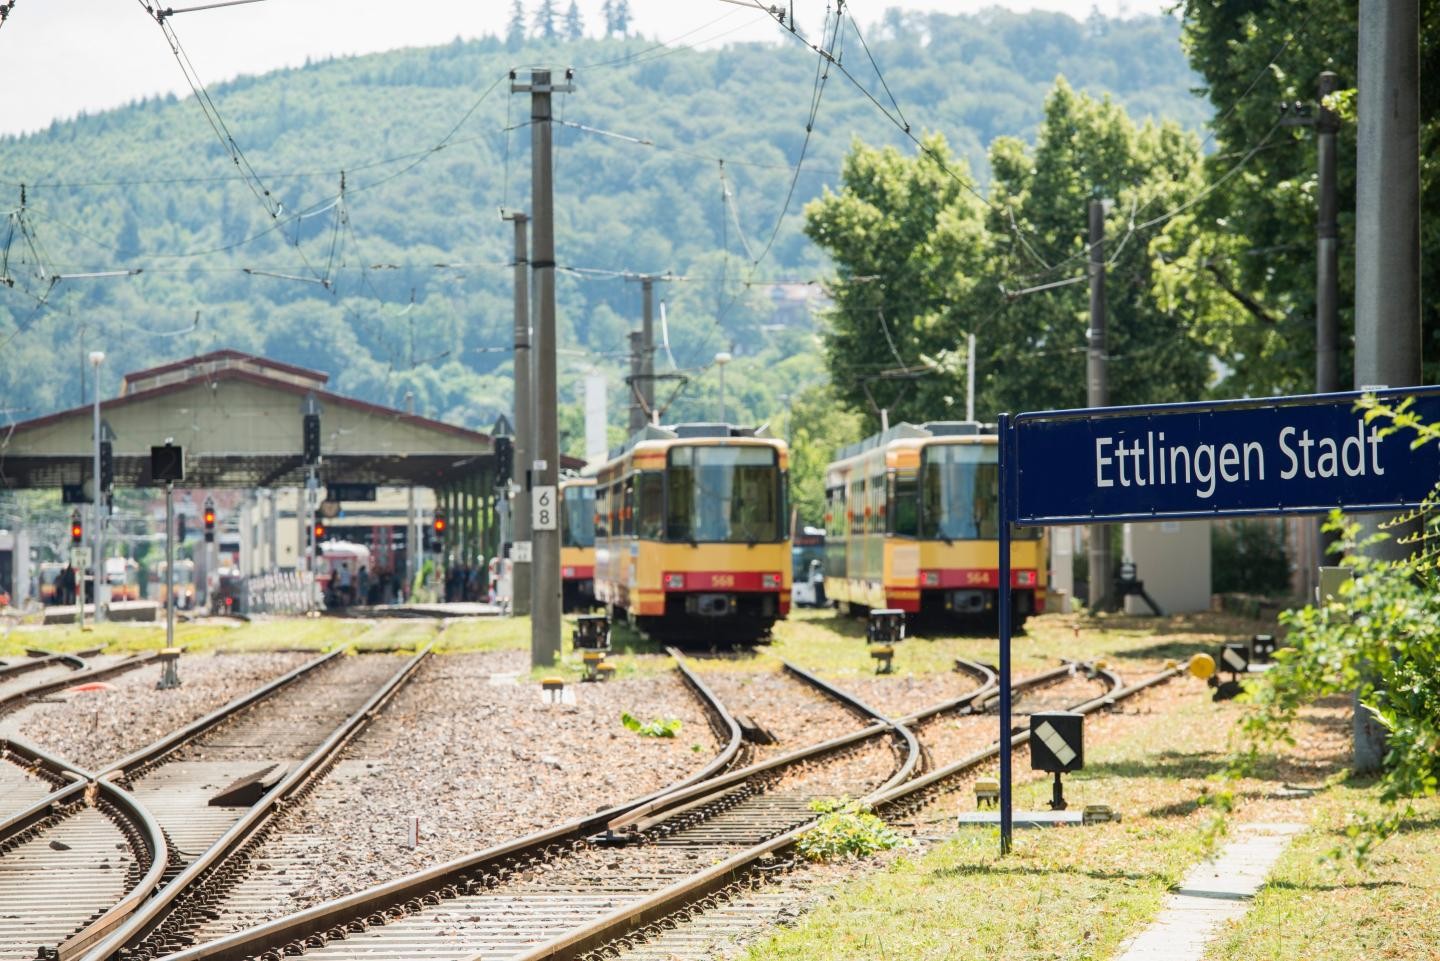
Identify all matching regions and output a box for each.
[494,434,514,484]
[99,440,114,493]
[70,510,83,545]
[204,499,216,543]
[1029,711,1084,811]
[312,521,327,544]
[303,413,321,464]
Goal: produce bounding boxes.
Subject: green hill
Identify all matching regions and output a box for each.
[0,9,1207,451]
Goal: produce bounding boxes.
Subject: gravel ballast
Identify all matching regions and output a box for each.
[0,651,316,769]
[197,650,724,929]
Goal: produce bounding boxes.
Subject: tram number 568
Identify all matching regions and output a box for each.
[532,486,557,530]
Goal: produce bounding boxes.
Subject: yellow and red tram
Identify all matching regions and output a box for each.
[593,424,791,643]
[559,475,597,612]
[824,422,1047,623]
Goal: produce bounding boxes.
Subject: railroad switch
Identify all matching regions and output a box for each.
[869,644,896,674]
[580,650,607,682]
[1082,804,1121,825]
[1030,711,1083,811]
[156,646,183,690]
[974,776,1000,808]
[541,676,566,703]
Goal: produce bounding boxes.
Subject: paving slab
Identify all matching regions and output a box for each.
[1114,821,1303,961]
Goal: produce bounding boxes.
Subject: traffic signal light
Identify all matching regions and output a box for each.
[303,413,321,464]
[204,500,216,543]
[313,521,327,542]
[428,510,446,552]
[494,435,514,485]
[99,440,114,493]
[70,510,83,545]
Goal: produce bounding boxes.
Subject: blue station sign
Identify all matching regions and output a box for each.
[1011,388,1440,525]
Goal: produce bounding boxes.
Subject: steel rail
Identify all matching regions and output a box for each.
[505,662,1181,961]
[77,646,435,961]
[0,646,104,679]
[149,651,749,961]
[0,651,162,717]
[781,659,921,793]
[40,649,345,960]
[0,737,172,960]
[0,649,342,849]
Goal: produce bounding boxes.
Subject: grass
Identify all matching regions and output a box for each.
[1204,787,1440,961]
[741,656,1415,961]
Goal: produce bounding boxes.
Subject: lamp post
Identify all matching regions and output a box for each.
[715,351,732,424]
[89,350,105,623]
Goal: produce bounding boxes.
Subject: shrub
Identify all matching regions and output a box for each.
[1212,519,1291,596]
[797,797,911,861]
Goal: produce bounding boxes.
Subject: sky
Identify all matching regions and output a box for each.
[0,0,1172,138]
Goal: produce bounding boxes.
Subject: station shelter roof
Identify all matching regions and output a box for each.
[0,350,501,492]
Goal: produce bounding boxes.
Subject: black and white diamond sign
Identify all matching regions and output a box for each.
[1029,711,1084,774]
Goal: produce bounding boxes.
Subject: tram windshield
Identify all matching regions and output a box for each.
[561,484,596,548]
[920,444,1041,541]
[667,445,784,544]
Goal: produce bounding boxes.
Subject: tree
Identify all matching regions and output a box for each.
[804,134,988,429]
[505,0,526,51]
[1172,0,1440,394]
[806,80,1209,429]
[533,0,558,40]
[564,0,584,41]
[784,384,863,526]
[980,79,1209,413]
[610,0,631,37]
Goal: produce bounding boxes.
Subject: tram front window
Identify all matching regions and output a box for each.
[561,486,596,548]
[667,446,782,544]
[920,444,1041,541]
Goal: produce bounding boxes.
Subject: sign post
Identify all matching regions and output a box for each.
[996,387,1440,856]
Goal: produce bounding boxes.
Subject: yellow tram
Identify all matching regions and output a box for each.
[593,424,791,643]
[559,475,597,612]
[824,422,1047,623]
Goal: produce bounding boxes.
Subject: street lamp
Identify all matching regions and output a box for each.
[89,350,106,623]
[714,351,732,425]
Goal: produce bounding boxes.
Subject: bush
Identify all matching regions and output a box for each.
[1212,519,1290,596]
[796,797,911,862]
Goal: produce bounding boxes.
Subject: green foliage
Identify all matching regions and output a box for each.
[798,797,911,861]
[0,13,1204,443]
[1211,520,1291,596]
[1234,398,1440,860]
[783,383,863,525]
[620,711,681,737]
[1171,0,1440,394]
[806,80,1208,428]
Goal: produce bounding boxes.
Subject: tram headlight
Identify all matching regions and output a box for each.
[1016,570,1036,587]
[663,573,685,590]
[762,572,781,589]
[922,571,940,587]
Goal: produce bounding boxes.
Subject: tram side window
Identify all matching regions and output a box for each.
[622,477,635,536]
[869,471,885,533]
[888,469,918,536]
[594,483,610,538]
[636,472,664,539]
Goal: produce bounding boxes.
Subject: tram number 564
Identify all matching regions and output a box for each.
[532,486,557,531]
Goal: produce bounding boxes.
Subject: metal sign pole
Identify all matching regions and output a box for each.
[165,481,175,650]
[998,412,1014,855]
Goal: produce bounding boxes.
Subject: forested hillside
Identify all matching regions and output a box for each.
[0,9,1206,449]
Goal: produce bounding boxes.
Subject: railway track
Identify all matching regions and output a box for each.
[0,647,429,961]
[146,651,1001,961]
[0,648,156,721]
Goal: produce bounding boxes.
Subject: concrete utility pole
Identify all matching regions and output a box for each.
[504,210,533,616]
[628,330,646,433]
[404,392,416,598]
[513,67,572,668]
[1315,71,1341,396]
[626,274,670,430]
[1086,198,1111,613]
[89,350,105,623]
[1353,0,1420,772]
